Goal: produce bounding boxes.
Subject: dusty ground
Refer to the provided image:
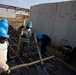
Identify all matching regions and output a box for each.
[30,37,76,70]
[47,45,76,69]
[7,33,76,75]
[6,30,76,75]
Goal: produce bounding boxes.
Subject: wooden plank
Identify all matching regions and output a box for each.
[16,20,26,56]
[10,56,54,70]
[34,34,44,65]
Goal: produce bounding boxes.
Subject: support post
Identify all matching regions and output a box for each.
[16,20,26,56]
[34,34,44,65]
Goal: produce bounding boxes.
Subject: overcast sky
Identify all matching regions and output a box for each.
[0,0,71,9]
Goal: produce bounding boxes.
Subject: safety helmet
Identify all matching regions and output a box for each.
[37,33,42,39]
[27,21,32,28]
[0,27,10,38]
[0,18,8,23]
[0,21,9,32]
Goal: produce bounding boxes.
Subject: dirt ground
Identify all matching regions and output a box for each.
[7,29,76,75]
[30,37,76,70]
[46,45,76,69]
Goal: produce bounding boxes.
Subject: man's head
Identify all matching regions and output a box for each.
[0,27,9,43]
[37,33,42,39]
[26,21,32,29]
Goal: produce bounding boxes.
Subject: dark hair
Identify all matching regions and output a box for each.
[0,37,7,40]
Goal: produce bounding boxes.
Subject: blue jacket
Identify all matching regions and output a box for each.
[37,34,51,45]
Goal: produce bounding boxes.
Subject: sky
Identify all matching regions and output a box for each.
[0,0,71,9]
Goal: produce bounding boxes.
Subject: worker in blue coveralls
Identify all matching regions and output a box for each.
[0,18,12,62]
[19,21,32,57]
[37,33,51,55]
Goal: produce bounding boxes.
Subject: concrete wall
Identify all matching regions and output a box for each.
[65,1,76,48]
[29,1,76,47]
[36,3,57,37]
[0,10,16,18]
[30,3,57,36]
[30,5,40,33]
[52,1,72,45]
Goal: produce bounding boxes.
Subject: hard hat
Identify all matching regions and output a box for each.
[0,27,10,38]
[0,18,8,23]
[37,33,42,39]
[0,21,9,32]
[27,21,32,28]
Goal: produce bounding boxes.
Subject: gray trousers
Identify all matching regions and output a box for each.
[20,41,31,56]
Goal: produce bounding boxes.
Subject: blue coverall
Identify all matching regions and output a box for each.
[37,34,51,54]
